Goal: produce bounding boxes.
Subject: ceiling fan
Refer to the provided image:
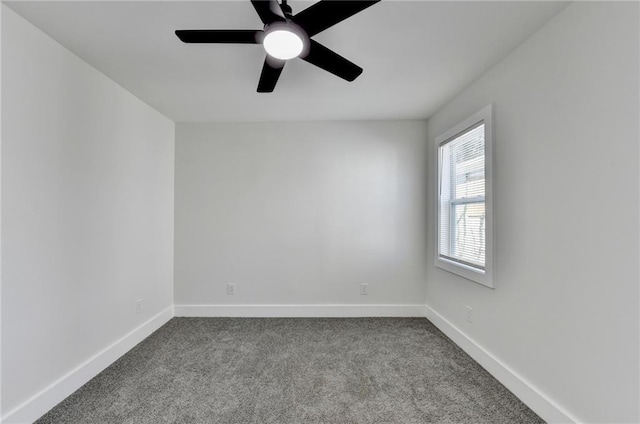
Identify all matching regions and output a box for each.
[175,0,380,93]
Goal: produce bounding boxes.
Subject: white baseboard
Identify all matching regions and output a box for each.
[424,304,578,424]
[1,306,174,424]
[2,304,577,423]
[174,304,425,318]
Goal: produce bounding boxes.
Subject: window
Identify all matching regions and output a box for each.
[436,105,493,288]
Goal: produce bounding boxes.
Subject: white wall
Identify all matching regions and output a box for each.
[175,121,428,313]
[1,5,175,420]
[425,2,639,423]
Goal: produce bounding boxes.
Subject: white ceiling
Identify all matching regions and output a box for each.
[5,1,568,122]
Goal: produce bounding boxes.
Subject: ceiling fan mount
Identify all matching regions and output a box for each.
[279,0,293,17]
[175,0,380,93]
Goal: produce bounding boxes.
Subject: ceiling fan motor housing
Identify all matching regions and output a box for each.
[262,21,310,58]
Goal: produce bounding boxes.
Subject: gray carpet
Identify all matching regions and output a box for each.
[35,318,544,424]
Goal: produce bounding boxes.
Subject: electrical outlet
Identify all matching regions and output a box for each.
[227,283,236,295]
[136,299,143,315]
[465,306,473,323]
[360,283,368,295]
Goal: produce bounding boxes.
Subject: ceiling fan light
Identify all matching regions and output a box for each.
[263,29,304,60]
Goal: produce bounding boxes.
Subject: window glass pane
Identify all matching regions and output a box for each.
[451,124,484,200]
[439,123,485,270]
[452,202,485,267]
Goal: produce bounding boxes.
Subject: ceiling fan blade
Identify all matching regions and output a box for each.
[292,0,380,37]
[251,0,286,25]
[175,30,262,44]
[257,57,286,93]
[300,40,363,82]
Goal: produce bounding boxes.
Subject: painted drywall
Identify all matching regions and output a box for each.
[175,121,428,308]
[0,4,3,420]
[425,2,639,423]
[1,5,175,419]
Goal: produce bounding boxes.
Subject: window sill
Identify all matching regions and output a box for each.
[435,256,493,288]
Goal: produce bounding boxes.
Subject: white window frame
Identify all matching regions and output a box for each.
[435,104,494,288]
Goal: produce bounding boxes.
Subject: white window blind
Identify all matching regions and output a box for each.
[438,123,486,270]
